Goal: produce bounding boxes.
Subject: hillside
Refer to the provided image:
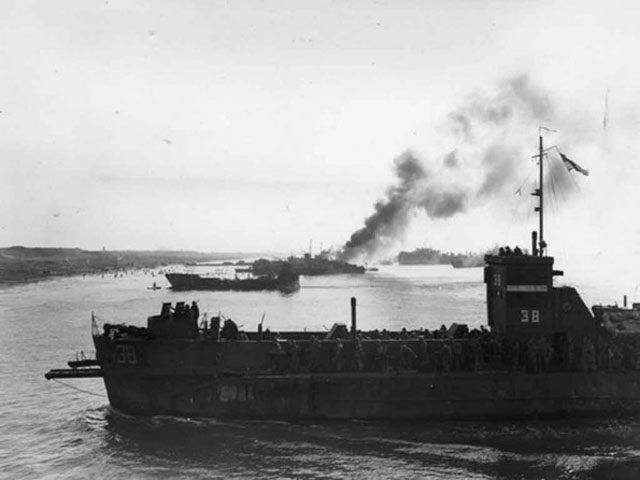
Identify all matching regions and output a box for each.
[0,247,250,284]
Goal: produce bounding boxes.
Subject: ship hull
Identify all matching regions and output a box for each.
[165,273,299,293]
[101,369,640,420]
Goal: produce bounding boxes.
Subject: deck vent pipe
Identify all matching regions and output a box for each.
[351,297,357,338]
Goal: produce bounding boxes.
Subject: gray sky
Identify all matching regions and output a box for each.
[2,0,639,270]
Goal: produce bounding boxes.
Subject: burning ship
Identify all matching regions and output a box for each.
[46,135,640,420]
[251,253,365,277]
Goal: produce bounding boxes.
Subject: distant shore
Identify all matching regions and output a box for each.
[0,247,259,285]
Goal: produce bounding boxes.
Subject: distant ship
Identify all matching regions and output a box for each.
[251,253,365,276]
[398,248,491,268]
[191,253,366,276]
[46,133,640,420]
[450,255,485,269]
[165,264,299,293]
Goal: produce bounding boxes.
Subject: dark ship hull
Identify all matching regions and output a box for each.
[97,360,640,420]
[104,375,640,420]
[165,273,299,293]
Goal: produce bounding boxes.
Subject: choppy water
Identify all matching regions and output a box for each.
[1,265,639,479]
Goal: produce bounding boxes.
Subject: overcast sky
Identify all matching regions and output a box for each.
[1,0,639,272]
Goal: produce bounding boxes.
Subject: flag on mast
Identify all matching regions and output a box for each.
[559,152,589,176]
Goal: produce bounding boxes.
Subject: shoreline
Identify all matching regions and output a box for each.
[0,247,261,287]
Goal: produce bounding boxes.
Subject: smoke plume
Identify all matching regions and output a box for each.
[339,74,559,262]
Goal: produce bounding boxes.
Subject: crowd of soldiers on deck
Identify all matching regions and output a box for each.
[498,246,524,256]
[261,326,640,375]
[161,301,199,324]
[146,301,640,374]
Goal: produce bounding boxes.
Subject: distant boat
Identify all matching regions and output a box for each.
[147,282,162,290]
[165,263,299,293]
[450,256,485,269]
[396,248,493,268]
[196,255,365,276]
[252,254,365,276]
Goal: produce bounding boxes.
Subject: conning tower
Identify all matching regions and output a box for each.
[484,131,596,341]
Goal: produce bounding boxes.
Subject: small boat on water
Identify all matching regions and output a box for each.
[234,267,253,273]
[147,282,162,290]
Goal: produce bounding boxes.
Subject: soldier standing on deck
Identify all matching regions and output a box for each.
[418,337,430,371]
[510,339,520,371]
[469,336,482,372]
[289,340,300,373]
[374,340,388,372]
[452,340,463,371]
[542,336,554,372]
[566,336,576,371]
[441,341,452,373]
[352,338,365,372]
[596,335,608,370]
[309,336,321,372]
[270,338,283,372]
[332,340,344,372]
[527,337,539,373]
[400,344,417,370]
[582,336,596,372]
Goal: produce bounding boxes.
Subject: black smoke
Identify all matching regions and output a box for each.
[339,74,556,262]
[341,152,427,259]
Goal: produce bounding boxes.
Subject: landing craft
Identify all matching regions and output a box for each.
[46,134,640,420]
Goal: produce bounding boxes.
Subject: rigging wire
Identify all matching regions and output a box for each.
[513,168,535,197]
[52,378,107,398]
[505,162,537,245]
[546,155,560,215]
[545,153,571,275]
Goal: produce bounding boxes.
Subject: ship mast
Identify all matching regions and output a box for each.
[538,134,544,256]
[532,130,546,257]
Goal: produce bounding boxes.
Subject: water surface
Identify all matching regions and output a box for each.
[1,265,639,479]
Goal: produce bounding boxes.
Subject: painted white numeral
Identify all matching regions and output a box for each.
[520,309,540,323]
[116,344,126,363]
[532,310,540,323]
[126,345,137,364]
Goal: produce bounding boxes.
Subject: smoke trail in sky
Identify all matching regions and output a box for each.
[339,74,558,262]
